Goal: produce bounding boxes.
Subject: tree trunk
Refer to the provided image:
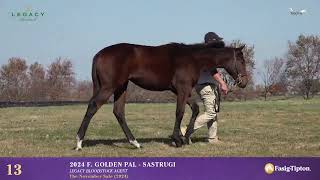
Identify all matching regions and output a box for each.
[264,88,267,101]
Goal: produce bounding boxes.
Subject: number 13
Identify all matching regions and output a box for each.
[7,164,22,176]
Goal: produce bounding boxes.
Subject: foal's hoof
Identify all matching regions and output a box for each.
[129,140,141,149]
[170,136,183,147]
[185,137,193,145]
[182,136,192,145]
[75,147,82,151]
[76,136,83,151]
[175,141,183,147]
[171,141,183,147]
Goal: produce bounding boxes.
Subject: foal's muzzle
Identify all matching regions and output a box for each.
[235,74,248,88]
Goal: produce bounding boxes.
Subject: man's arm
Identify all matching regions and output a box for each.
[213,73,228,95]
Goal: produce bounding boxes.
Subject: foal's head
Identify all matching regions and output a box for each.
[222,45,248,88]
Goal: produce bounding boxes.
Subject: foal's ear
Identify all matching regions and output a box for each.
[239,45,245,50]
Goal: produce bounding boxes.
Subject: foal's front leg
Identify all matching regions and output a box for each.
[184,99,199,144]
[172,89,191,147]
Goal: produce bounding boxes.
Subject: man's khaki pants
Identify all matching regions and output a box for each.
[194,84,218,140]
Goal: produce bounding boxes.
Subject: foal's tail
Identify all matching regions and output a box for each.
[92,54,101,96]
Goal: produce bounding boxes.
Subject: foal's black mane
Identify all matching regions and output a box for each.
[165,41,226,49]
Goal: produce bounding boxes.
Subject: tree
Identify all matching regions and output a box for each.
[73,80,92,101]
[286,34,320,99]
[46,57,75,100]
[259,57,286,100]
[270,69,289,96]
[0,58,29,101]
[29,62,46,101]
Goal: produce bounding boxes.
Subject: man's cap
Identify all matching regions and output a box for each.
[204,32,223,43]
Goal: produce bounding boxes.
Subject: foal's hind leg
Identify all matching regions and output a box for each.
[113,83,140,148]
[76,88,113,150]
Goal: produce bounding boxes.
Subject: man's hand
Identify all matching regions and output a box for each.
[220,83,229,95]
[213,72,229,95]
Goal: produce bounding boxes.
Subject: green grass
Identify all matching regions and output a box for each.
[0,98,319,157]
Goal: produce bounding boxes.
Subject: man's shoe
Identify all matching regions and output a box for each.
[208,138,223,144]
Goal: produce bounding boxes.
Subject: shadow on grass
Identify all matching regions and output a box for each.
[82,137,208,148]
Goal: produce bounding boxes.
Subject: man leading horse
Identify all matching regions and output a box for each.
[181,32,228,144]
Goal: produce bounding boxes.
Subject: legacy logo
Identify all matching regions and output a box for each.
[10,6,45,21]
[264,163,311,174]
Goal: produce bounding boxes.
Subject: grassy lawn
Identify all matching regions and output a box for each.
[0,97,319,157]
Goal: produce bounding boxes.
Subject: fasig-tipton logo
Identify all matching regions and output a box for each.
[10,6,45,21]
[264,163,311,175]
